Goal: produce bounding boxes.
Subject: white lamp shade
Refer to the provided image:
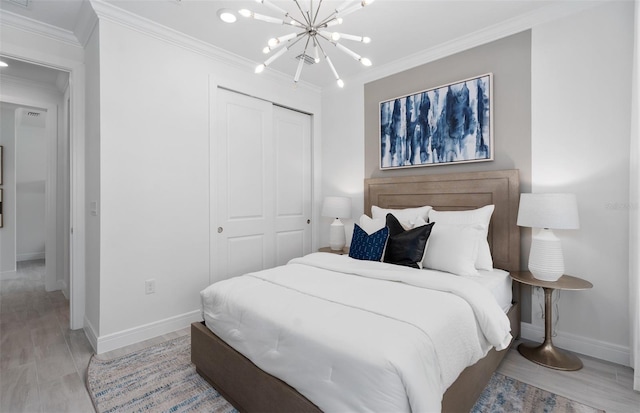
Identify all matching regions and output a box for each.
[321,196,352,219]
[517,193,579,230]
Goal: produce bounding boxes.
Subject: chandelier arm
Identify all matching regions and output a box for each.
[265,32,306,54]
[333,41,371,66]
[330,32,370,43]
[316,12,338,28]
[335,0,358,13]
[259,0,288,15]
[312,0,324,25]
[295,36,312,83]
[293,0,311,26]
[316,39,344,87]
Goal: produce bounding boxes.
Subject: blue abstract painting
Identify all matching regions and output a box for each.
[380,73,493,169]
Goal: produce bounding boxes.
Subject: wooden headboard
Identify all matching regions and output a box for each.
[364,169,520,271]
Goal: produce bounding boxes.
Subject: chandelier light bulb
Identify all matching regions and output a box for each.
[314,46,320,63]
[263,46,271,54]
[255,64,266,73]
[331,32,341,41]
[362,36,371,44]
[325,17,343,27]
[337,79,344,88]
[268,38,279,47]
[360,57,372,66]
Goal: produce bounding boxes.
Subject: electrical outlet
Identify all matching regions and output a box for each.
[145,279,156,295]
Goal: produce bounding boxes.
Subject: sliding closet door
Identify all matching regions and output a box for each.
[213,89,311,283]
[273,105,311,266]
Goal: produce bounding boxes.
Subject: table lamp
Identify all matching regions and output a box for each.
[321,196,352,250]
[517,193,580,281]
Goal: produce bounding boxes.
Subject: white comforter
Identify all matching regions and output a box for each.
[201,253,512,413]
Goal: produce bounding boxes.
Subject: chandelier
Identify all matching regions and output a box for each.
[239,0,375,88]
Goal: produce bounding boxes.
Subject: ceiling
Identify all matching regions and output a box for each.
[0,0,592,88]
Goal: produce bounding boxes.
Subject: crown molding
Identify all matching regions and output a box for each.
[350,1,602,88]
[88,0,321,95]
[74,0,99,48]
[0,9,81,48]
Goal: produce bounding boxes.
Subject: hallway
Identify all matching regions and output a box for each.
[0,260,94,412]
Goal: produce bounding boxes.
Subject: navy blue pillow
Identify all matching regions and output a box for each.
[383,213,434,268]
[348,224,389,261]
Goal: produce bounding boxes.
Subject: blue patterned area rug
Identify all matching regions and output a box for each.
[87,335,603,413]
[471,373,605,413]
[87,336,237,413]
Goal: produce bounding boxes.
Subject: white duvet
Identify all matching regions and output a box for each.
[201,253,512,413]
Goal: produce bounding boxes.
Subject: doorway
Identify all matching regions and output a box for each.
[0,57,72,325]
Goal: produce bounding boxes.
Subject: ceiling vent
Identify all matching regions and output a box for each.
[295,54,316,66]
[16,107,46,128]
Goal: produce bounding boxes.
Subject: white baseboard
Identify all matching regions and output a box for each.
[520,322,631,367]
[60,279,69,300]
[0,270,18,281]
[17,252,45,261]
[84,317,99,353]
[95,310,203,355]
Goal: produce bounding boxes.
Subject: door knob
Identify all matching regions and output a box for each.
[217,227,223,233]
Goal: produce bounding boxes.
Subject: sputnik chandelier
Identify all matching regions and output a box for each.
[239,0,375,88]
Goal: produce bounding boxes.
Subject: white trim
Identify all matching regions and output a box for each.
[0,10,81,48]
[0,74,62,94]
[347,2,601,88]
[17,252,45,261]
[74,0,99,48]
[95,310,203,354]
[84,316,99,352]
[520,322,631,367]
[44,104,58,293]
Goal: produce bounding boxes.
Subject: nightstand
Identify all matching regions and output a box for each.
[318,246,348,255]
[510,271,593,371]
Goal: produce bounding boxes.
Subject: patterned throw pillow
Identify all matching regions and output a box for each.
[348,224,389,261]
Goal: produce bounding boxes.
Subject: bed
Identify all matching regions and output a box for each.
[192,169,521,413]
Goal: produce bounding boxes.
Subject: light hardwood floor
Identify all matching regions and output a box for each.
[1,260,638,413]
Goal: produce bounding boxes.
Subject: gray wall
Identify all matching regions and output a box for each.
[363,31,533,320]
[364,30,532,187]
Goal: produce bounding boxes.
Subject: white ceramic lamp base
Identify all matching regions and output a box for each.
[329,218,346,251]
[528,228,565,281]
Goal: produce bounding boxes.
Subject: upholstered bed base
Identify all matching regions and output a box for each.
[191,169,522,412]
[191,301,519,413]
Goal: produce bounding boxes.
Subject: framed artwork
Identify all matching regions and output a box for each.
[379,73,493,169]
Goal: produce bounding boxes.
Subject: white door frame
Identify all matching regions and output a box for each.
[0,55,86,331]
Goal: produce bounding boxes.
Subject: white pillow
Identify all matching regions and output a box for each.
[358,214,386,235]
[422,223,482,276]
[428,205,495,270]
[371,205,432,228]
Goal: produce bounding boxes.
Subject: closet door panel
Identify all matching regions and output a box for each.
[273,106,312,266]
[214,89,275,282]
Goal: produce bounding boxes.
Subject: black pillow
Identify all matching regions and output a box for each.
[383,213,434,269]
